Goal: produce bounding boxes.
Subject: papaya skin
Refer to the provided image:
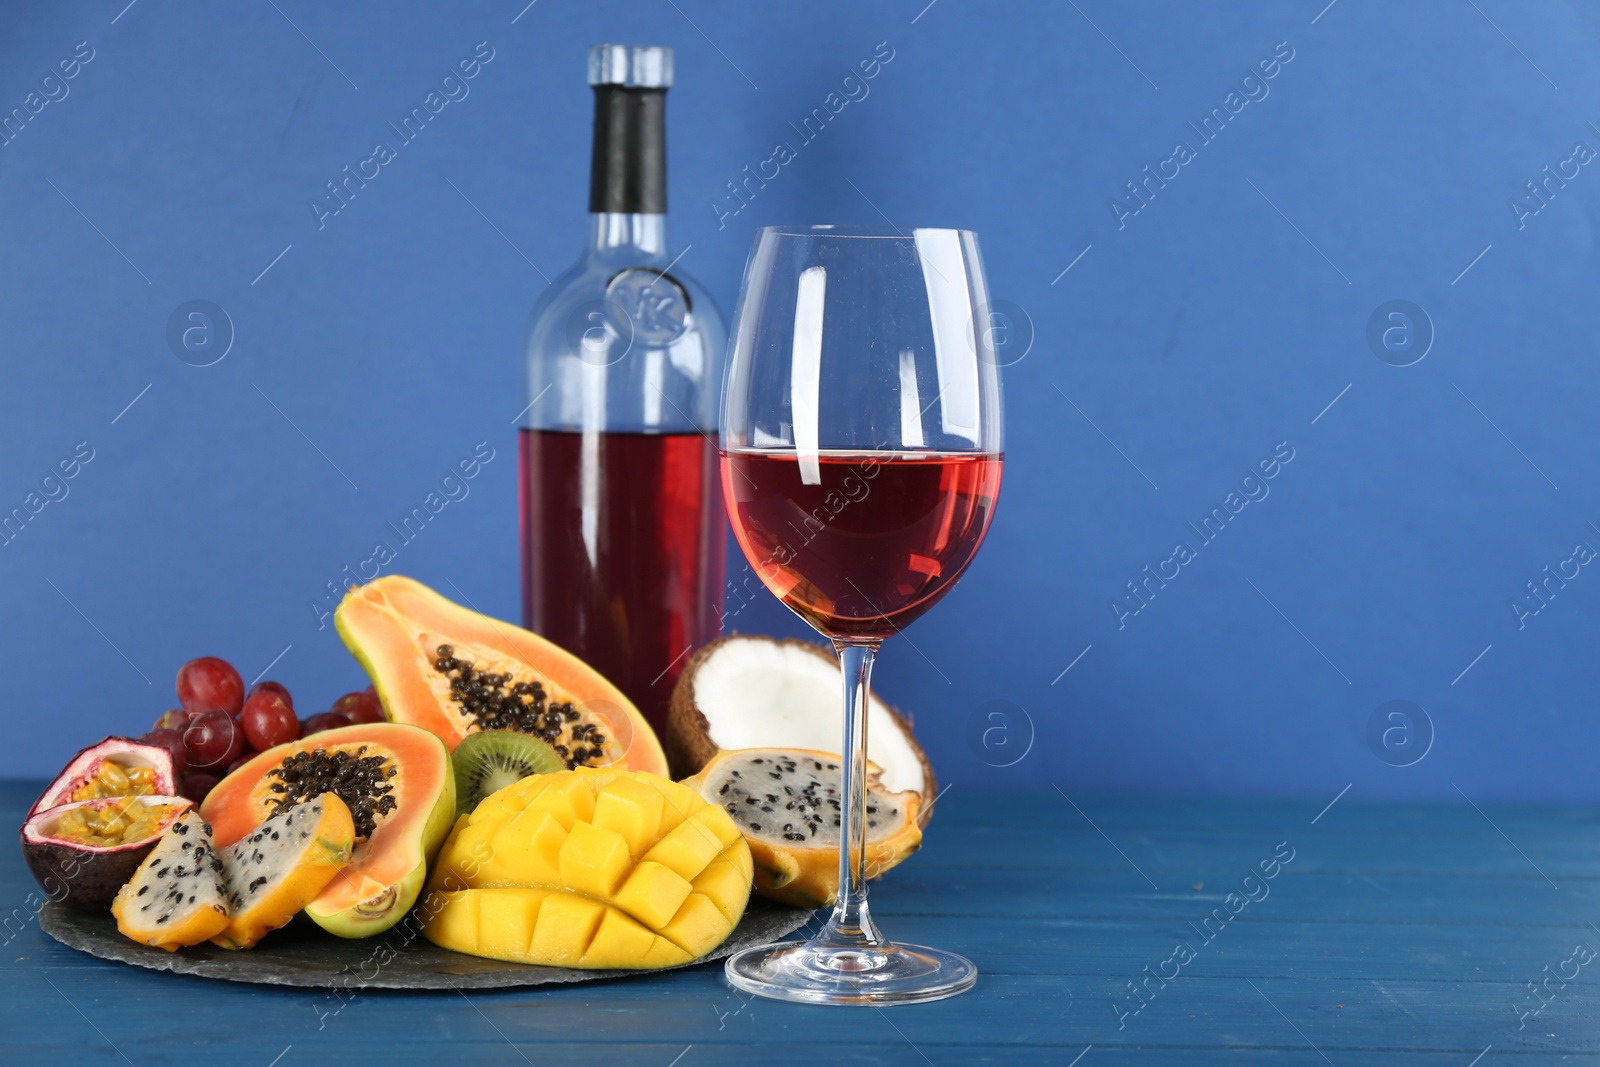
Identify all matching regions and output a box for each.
[304,760,454,938]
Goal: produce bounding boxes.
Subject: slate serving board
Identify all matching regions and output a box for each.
[39,897,814,990]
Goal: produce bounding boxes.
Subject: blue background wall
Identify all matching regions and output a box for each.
[3,0,1596,802]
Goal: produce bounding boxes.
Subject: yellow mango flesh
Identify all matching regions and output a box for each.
[420,768,752,969]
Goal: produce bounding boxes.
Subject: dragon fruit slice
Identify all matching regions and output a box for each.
[212,792,355,950]
[111,811,229,951]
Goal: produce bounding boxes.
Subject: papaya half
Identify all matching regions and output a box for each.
[334,575,667,776]
[201,722,454,939]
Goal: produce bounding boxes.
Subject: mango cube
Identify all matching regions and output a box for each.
[614,860,694,930]
[529,891,605,964]
[640,808,727,882]
[558,821,632,897]
[590,776,666,856]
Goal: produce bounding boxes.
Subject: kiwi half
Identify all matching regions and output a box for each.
[451,730,565,818]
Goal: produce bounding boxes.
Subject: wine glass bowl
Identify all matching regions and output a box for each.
[719,225,1004,1005]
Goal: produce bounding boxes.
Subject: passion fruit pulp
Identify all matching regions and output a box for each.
[28,736,178,820]
[50,795,184,847]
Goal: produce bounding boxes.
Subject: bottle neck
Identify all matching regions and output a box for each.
[588,85,666,214]
[588,212,668,258]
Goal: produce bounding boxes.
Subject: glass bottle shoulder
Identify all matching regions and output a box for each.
[522,224,725,433]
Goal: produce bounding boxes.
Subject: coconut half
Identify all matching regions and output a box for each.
[667,636,936,824]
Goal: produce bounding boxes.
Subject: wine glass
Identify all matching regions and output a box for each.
[719,225,1004,1005]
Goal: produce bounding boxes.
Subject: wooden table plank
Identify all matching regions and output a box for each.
[901,825,1600,880]
[937,791,1600,835]
[5,780,1598,1064]
[886,868,1600,925]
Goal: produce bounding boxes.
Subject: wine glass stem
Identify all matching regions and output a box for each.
[817,638,885,950]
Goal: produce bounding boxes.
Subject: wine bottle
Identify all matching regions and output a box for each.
[520,44,726,736]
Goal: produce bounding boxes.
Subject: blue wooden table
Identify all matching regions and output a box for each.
[5,779,1598,1065]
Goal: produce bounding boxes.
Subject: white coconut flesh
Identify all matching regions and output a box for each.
[690,639,928,797]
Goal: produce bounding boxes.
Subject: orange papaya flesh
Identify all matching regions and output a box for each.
[333,575,667,776]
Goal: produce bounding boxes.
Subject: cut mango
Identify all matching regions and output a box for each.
[590,775,665,855]
[420,768,752,968]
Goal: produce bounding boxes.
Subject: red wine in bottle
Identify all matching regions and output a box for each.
[521,429,723,728]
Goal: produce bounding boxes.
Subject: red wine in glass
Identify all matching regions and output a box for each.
[520,428,725,731]
[722,450,1002,639]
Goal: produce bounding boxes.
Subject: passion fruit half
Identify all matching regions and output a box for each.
[27,736,178,821]
[20,794,193,910]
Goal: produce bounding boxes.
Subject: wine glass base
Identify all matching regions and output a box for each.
[724,939,977,1006]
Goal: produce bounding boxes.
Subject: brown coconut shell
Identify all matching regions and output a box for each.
[666,635,939,827]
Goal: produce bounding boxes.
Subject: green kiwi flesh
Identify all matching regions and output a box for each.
[451,730,566,818]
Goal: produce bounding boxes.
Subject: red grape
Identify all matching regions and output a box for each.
[300,712,351,737]
[180,772,220,803]
[152,709,190,732]
[225,753,255,775]
[248,680,294,713]
[241,689,298,750]
[176,657,244,716]
[330,690,384,725]
[138,728,188,775]
[183,709,244,770]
